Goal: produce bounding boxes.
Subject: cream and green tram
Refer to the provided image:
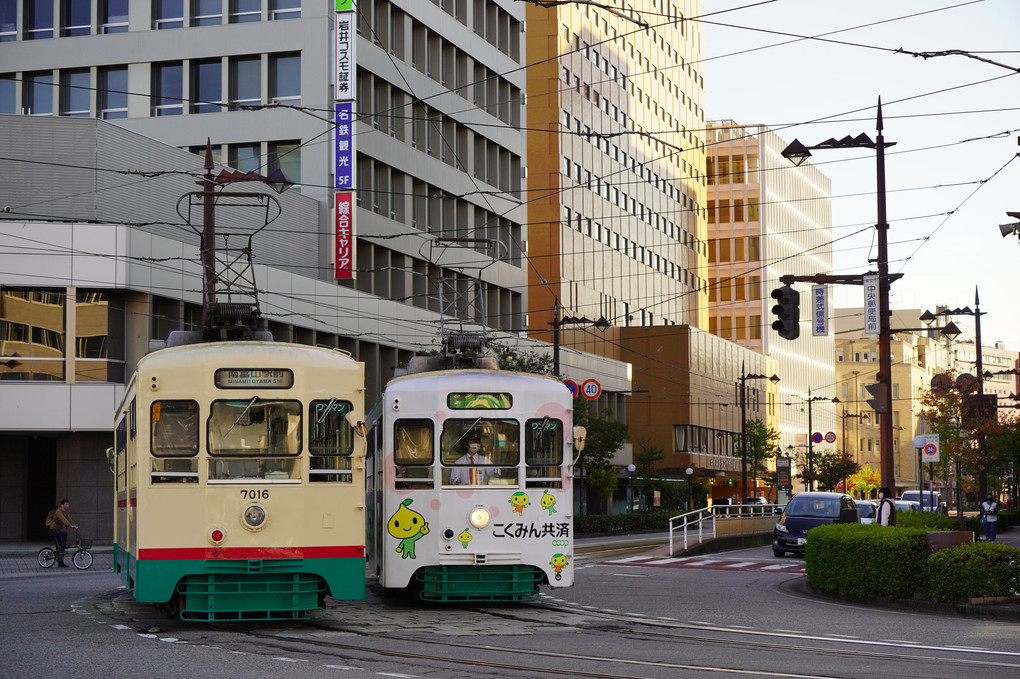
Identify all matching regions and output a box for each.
[369,366,582,602]
[111,341,367,621]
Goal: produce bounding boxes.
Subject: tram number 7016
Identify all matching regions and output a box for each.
[240,489,270,500]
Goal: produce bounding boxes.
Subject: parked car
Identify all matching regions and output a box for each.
[854,500,877,525]
[899,490,946,513]
[894,500,920,513]
[773,492,860,557]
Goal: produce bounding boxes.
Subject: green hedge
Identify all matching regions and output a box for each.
[574,511,676,535]
[924,543,1020,602]
[806,523,1020,603]
[895,509,1019,533]
[805,524,929,600]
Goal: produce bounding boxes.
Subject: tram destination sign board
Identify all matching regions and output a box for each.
[215,369,294,389]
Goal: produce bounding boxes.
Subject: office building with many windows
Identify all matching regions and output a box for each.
[706,122,837,463]
[0,2,632,541]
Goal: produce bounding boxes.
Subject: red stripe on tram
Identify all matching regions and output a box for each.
[138,545,365,561]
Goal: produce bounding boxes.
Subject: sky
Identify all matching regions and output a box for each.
[702,0,1020,349]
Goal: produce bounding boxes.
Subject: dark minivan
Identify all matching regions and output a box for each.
[773,492,859,557]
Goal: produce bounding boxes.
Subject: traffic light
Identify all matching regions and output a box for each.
[865,382,888,413]
[770,286,800,340]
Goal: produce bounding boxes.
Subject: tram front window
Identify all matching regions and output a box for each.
[441,419,519,487]
[151,400,199,483]
[309,398,356,483]
[394,419,434,488]
[208,398,301,481]
[525,417,564,488]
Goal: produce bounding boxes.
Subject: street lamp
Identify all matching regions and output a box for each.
[738,362,779,502]
[627,463,636,513]
[790,390,839,491]
[781,99,897,495]
[840,410,869,470]
[550,298,610,376]
[999,211,1020,238]
[922,287,989,498]
[685,466,694,510]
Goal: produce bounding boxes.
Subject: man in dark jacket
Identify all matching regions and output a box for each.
[47,499,77,567]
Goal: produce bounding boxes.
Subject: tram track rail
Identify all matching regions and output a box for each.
[218,597,1020,679]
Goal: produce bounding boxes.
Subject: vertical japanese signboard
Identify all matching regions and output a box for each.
[334,13,354,99]
[811,284,828,336]
[335,103,353,189]
[863,274,879,336]
[333,3,356,280]
[335,192,353,279]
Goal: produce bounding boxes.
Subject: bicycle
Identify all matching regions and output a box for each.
[38,528,93,570]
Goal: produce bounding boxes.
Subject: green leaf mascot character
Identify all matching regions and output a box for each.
[387,498,430,559]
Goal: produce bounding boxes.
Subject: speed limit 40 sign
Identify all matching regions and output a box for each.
[581,379,602,400]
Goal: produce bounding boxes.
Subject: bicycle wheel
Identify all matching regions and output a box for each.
[37,548,56,568]
[72,549,93,570]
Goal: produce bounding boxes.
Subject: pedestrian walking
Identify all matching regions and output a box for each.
[980,494,998,543]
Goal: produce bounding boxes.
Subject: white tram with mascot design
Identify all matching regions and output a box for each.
[368,356,584,602]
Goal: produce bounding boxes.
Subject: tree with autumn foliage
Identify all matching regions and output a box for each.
[919,378,1008,504]
[846,464,880,499]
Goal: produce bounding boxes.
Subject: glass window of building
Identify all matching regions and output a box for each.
[268,141,300,187]
[61,69,90,117]
[154,0,183,29]
[0,74,15,113]
[62,0,90,36]
[24,72,54,115]
[230,143,260,173]
[191,59,222,113]
[26,0,54,39]
[187,143,223,165]
[75,290,125,382]
[230,0,260,22]
[99,66,128,119]
[192,0,222,26]
[102,0,128,33]
[0,288,66,381]
[0,0,16,41]
[229,55,260,108]
[271,0,299,20]
[152,62,183,115]
[270,53,300,104]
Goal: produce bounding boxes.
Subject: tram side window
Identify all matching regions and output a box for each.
[525,417,564,488]
[114,416,127,491]
[208,399,301,481]
[393,419,434,488]
[440,418,519,487]
[309,398,355,483]
[151,400,199,483]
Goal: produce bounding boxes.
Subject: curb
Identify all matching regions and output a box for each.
[800,581,1020,623]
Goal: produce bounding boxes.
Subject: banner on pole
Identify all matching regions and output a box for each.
[811,284,828,336]
[863,274,879,336]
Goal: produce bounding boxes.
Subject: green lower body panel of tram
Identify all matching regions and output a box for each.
[116,547,365,621]
[415,565,544,602]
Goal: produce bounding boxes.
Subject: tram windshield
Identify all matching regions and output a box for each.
[207,399,301,481]
[441,418,519,486]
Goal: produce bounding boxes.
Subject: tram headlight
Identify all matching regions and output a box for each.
[242,504,267,530]
[469,506,491,529]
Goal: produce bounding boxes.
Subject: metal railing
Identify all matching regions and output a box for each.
[668,503,782,555]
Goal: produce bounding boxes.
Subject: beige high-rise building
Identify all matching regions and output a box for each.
[525,1,709,337]
[706,123,836,462]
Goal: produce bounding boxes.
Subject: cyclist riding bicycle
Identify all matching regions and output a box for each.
[45,499,78,567]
